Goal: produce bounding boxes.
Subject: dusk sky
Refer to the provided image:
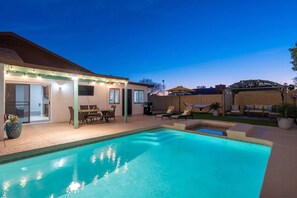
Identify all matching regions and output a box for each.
[1,0,297,89]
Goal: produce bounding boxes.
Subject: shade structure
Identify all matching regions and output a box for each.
[167,86,193,113]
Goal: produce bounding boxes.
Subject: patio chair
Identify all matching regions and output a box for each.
[68,106,87,124]
[155,106,175,120]
[80,105,89,110]
[108,105,116,121]
[230,105,241,115]
[89,105,97,110]
[170,106,193,121]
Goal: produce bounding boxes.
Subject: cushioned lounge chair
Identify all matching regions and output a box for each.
[170,106,193,121]
[230,105,241,115]
[155,106,175,120]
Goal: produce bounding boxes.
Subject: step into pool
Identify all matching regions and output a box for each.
[0,128,271,198]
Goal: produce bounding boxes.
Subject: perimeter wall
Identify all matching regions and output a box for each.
[149,94,223,113]
[149,89,297,114]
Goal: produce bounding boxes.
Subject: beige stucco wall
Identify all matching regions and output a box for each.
[0,64,4,140]
[128,84,149,115]
[4,75,148,123]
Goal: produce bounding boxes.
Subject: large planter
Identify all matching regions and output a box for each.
[5,121,22,139]
[212,110,219,117]
[277,118,294,130]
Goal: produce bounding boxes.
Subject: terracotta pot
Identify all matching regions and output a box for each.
[277,118,294,130]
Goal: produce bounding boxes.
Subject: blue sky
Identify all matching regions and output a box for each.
[1,0,296,89]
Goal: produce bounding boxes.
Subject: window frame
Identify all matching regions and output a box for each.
[134,90,145,104]
[109,88,120,104]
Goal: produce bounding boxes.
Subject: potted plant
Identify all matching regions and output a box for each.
[276,103,295,130]
[4,114,22,139]
[209,102,221,116]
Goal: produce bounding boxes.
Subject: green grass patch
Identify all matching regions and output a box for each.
[192,113,278,127]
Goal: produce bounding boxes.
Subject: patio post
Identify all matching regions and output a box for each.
[124,82,128,123]
[73,77,79,128]
[0,64,4,140]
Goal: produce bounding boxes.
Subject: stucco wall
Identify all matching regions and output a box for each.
[128,84,149,115]
[4,75,148,123]
[0,64,4,140]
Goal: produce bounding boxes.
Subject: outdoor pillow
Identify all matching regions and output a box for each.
[263,105,272,112]
[245,105,254,110]
[231,105,239,111]
[255,105,263,110]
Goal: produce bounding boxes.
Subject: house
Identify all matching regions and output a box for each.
[191,84,226,95]
[0,32,149,140]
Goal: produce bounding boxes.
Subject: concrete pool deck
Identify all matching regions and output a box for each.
[0,115,296,198]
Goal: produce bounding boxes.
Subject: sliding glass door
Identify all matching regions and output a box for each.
[5,84,30,123]
[30,85,50,122]
[5,83,50,123]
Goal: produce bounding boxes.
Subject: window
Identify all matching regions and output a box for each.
[134,90,144,103]
[109,89,120,104]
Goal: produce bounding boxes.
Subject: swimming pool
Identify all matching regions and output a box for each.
[0,128,271,198]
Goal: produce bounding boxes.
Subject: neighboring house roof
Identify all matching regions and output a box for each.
[191,88,222,95]
[0,32,128,81]
[229,79,283,91]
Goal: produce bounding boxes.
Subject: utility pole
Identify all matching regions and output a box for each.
[162,80,165,96]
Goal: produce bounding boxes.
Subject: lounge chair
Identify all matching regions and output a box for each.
[170,106,193,121]
[230,105,241,115]
[155,106,175,120]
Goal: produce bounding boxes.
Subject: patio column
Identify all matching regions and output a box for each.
[124,82,128,123]
[73,77,79,129]
[0,64,4,140]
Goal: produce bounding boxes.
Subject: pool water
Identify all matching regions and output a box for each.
[188,125,228,136]
[197,128,227,136]
[0,128,271,198]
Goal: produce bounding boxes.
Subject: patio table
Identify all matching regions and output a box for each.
[79,109,101,124]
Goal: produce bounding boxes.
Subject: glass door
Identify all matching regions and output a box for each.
[30,85,50,122]
[5,83,51,123]
[5,84,30,123]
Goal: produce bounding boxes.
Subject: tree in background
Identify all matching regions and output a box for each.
[289,42,297,71]
[139,78,164,95]
[289,42,297,83]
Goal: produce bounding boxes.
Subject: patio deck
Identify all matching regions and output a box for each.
[0,115,296,198]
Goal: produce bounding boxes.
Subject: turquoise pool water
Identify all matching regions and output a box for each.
[0,128,271,198]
